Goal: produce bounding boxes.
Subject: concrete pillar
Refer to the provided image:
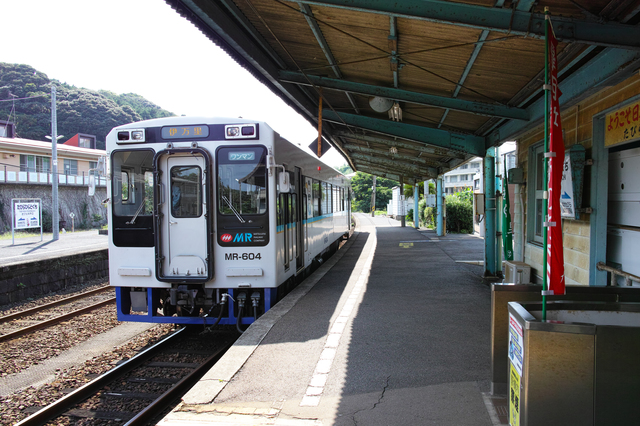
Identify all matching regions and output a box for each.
[436,176,444,236]
[485,148,497,277]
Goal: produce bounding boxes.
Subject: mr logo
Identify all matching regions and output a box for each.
[220,233,253,243]
[233,233,253,243]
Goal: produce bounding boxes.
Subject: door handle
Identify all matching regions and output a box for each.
[169,221,178,225]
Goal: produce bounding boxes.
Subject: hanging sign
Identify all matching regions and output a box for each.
[560,145,586,220]
[560,152,575,218]
[605,101,640,147]
[14,201,40,229]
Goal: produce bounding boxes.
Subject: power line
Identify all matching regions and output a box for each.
[0,93,48,102]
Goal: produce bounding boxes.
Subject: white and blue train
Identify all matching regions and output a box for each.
[104,117,351,328]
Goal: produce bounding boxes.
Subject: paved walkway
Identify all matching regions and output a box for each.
[160,213,499,425]
[0,230,107,268]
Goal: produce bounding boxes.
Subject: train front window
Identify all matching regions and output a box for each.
[217,146,267,218]
[112,150,154,218]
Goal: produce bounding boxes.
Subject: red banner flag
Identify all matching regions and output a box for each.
[547,23,566,295]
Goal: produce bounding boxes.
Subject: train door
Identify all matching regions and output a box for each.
[295,167,303,271]
[158,153,209,279]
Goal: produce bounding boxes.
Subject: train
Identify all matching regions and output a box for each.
[103,116,351,329]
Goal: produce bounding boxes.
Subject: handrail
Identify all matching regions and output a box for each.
[0,163,106,186]
[596,262,640,287]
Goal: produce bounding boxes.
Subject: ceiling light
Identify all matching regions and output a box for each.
[369,96,394,113]
[389,102,402,121]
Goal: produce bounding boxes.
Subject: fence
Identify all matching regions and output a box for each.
[0,164,107,187]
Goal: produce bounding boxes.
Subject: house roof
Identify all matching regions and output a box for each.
[167,0,640,184]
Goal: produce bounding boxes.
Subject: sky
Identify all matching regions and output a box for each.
[2,0,346,168]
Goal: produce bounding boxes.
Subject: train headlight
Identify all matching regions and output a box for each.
[225,124,257,139]
[226,126,240,137]
[116,129,146,144]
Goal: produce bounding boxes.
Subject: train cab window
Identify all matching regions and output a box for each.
[112,150,154,218]
[111,149,155,247]
[217,146,267,217]
[171,166,202,218]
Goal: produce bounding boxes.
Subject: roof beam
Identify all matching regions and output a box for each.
[350,152,437,178]
[343,143,447,168]
[323,110,486,157]
[355,160,424,182]
[283,0,640,50]
[334,131,465,159]
[297,2,360,113]
[281,70,528,120]
[487,47,640,146]
[356,165,411,184]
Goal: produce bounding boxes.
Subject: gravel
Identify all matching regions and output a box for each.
[0,281,176,425]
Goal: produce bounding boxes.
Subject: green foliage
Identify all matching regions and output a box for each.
[403,182,425,199]
[445,188,474,233]
[350,172,397,213]
[0,62,174,148]
[335,164,353,175]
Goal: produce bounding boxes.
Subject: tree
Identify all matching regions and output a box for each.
[335,164,353,175]
[350,172,397,212]
[0,62,174,149]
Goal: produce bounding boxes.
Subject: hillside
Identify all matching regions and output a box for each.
[0,63,174,149]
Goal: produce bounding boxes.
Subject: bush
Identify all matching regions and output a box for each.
[445,189,473,233]
[406,208,413,223]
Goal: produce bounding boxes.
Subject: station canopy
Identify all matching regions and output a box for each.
[167,0,640,183]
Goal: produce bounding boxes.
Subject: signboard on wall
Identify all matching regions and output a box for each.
[605,101,640,147]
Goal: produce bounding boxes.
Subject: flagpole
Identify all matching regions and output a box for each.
[542,7,550,321]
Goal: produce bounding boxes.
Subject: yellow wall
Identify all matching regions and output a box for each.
[515,73,640,285]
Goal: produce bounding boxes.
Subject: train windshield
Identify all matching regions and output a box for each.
[217,146,267,218]
[111,150,154,218]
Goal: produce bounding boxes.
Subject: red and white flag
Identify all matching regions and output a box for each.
[547,22,566,295]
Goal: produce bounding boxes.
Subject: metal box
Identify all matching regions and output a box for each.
[503,261,531,284]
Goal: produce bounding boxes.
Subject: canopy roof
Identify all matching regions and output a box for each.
[167,0,640,183]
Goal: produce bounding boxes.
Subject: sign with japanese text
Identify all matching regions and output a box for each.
[560,152,575,218]
[508,313,524,376]
[14,201,40,229]
[605,101,640,147]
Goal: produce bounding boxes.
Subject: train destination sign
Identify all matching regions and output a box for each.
[228,151,256,161]
[161,125,209,139]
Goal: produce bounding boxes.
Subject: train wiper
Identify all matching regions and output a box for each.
[126,197,146,225]
[221,195,246,223]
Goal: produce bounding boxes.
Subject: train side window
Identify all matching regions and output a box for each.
[313,179,320,217]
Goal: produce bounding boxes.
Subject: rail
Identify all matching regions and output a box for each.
[596,262,640,287]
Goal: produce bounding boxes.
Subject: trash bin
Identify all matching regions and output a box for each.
[507,301,640,426]
[491,283,640,396]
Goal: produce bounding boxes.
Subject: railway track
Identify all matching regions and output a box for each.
[0,285,115,342]
[15,326,236,425]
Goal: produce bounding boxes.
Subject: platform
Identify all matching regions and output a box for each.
[0,230,108,268]
[160,213,502,426]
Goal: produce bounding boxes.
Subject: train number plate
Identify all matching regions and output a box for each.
[225,253,262,261]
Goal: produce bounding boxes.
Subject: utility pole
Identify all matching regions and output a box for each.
[51,85,59,241]
[371,175,376,217]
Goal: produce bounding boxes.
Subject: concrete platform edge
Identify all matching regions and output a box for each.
[182,226,361,405]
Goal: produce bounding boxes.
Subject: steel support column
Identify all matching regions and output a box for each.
[400,175,405,227]
[436,177,444,236]
[414,184,419,229]
[484,148,497,277]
